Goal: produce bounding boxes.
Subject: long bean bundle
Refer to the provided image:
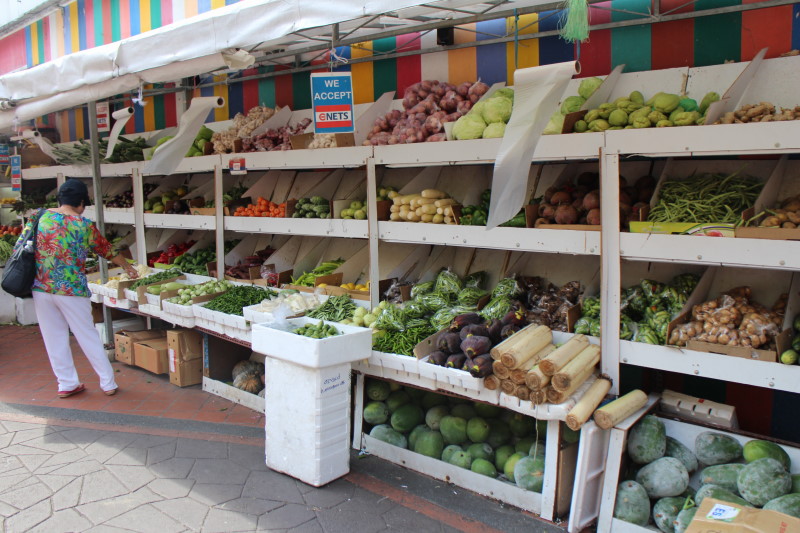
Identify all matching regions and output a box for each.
[648,171,763,224]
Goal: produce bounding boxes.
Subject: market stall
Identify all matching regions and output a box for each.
[4,0,800,530]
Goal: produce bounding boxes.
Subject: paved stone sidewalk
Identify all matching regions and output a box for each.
[0,416,561,533]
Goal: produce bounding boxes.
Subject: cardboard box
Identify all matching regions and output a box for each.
[134,337,170,374]
[169,356,203,387]
[167,329,203,362]
[686,497,800,533]
[115,329,163,365]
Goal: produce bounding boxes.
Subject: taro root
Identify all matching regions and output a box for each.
[587,208,602,225]
[544,186,559,204]
[539,203,556,219]
[550,191,572,205]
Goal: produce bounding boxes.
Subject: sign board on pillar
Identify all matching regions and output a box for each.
[0,144,9,166]
[96,102,110,133]
[310,73,355,134]
[10,155,21,191]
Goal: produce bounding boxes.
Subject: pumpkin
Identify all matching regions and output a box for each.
[233,371,263,394]
[231,360,258,381]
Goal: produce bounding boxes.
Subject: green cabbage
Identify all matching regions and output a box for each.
[470,101,487,117]
[494,88,515,101]
[482,122,506,138]
[578,77,603,99]
[453,114,487,140]
[542,112,565,135]
[560,96,586,114]
[481,97,513,124]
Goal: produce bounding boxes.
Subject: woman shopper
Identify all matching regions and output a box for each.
[22,180,138,398]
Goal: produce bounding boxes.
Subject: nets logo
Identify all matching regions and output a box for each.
[316,105,352,128]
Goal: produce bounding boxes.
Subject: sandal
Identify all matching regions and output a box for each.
[58,384,86,398]
[104,388,118,396]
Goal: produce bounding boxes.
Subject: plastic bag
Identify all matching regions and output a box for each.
[434,268,463,296]
[260,264,280,286]
[667,320,704,346]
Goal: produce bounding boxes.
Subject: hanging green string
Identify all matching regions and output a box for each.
[559,0,590,44]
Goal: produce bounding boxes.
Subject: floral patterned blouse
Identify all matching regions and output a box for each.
[19,210,115,297]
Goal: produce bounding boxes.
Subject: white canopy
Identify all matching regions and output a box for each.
[0,0,561,129]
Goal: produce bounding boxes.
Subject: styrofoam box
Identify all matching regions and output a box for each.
[161,299,194,318]
[252,317,372,368]
[137,303,162,318]
[568,421,610,533]
[265,359,352,486]
[92,284,122,298]
[369,351,419,373]
[123,288,138,302]
[89,292,103,303]
[203,376,265,414]
[225,326,251,343]
[103,295,134,309]
[159,312,195,328]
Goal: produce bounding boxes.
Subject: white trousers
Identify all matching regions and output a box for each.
[32,291,118,393]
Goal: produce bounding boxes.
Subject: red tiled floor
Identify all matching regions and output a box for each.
[0,325,265,428]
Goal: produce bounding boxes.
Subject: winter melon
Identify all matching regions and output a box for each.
[408,425,429,450]
[391,404,424,433]
[514,455,545,492]
[441,445,463,463]
[385,390,411,413]
[486,419,512,449]
[370,424,407,448]
[366,379,391,401]
[451,404,478,420]
[628,415,666,464]
[613,480,650,527]
[495,445,515,472]
[448,450,472,469]
[695,432,742,466]
[425,405,450,430]
[413,429,444,459]
[635,457,689,499]
[698,464,744,494]
[737,457,792,507]
[508,414,536,438]
[466,442,494,463]
[653,496,684,533]
[504,452,526,483]
[673,507,697,533]
[467,417,491,443]
[694,484,749,507]
[474,402,503,419]
[763,493,800,519]
[665,436,698,473]
[440,416,468,445]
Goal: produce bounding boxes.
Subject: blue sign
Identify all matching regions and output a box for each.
[0,144,8,165]
[310,73,355,134]
[10,154,21,191]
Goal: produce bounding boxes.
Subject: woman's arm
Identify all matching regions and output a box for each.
[110,254,138,278]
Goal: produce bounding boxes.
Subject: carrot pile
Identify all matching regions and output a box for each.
[233,197,287,217]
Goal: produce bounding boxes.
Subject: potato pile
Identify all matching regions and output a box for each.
[715,102,800,124]
[668,287,785,349]
[389,189,457,224]
[758,194,800,229]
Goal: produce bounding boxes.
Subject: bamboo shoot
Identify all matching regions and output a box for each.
[530,388,547,405]
[498,326,553,369]
[510,344,555,384]
[490,324,549,360]
[546,364,595,404]
[492,360,511,379]
[484,375,500,391]
[514,385,530,401]
[538,335,589,376]
[525,364,550,390]
[552,345,601,392]
[565,378,612,431]
[500,379,516,395]
[593,389,648,430]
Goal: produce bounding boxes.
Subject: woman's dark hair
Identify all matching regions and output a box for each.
[57,180,91,208]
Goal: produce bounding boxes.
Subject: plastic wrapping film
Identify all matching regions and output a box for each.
[486,61,579,229]
[145,97,225,176]
[105,107,135,159]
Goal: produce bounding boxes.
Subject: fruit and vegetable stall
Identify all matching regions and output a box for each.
[5,0,800,530]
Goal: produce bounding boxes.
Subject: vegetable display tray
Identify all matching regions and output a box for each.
[252,317,372,368]
[159,311,195,328]
[192,302,248,329]
[124,288,139,302]
[103,295,134,309]
[162,300,195,318]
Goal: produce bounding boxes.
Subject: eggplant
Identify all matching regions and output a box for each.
[449,312,483,331]
[427,351,448,366]
[446,353,467,369]
[459,324,490,340]
[437,332,462,355]
[468,354,493,378]
[460,335,492,358]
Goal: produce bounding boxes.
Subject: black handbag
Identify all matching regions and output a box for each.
[1,209,44,298]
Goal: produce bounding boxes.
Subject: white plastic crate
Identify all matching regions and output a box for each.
[252,317,372,368]
[159,312,195,328]
[369,350,419,373]
[137,303,162,318]
[202,376,265,414]
[124,288,138,302]
[264,358,352,486]
[568,421,611,533]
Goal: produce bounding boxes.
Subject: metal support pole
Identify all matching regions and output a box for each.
[214,164,224,280]
[365,158,380,310]
[132,168,146,265]
[88,101,114,349]
[600,149,621,395]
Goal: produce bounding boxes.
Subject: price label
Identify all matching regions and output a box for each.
[10,154,21,191]
[706,503,740,522]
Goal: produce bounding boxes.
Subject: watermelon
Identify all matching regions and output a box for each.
[370,424,407,448]
[363,401,390,425]
[366,379,391,401]
[408,425,430,450]
[504,452,526,483]
[495,445,515,471]
[441,445,463,463]
[413,429,444,459]
[467,417,491,443]
[466,442,494,463]
[471,458,498,478]
[440,416,468,445]
[385,390,411,413]
[391,404,424,433]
